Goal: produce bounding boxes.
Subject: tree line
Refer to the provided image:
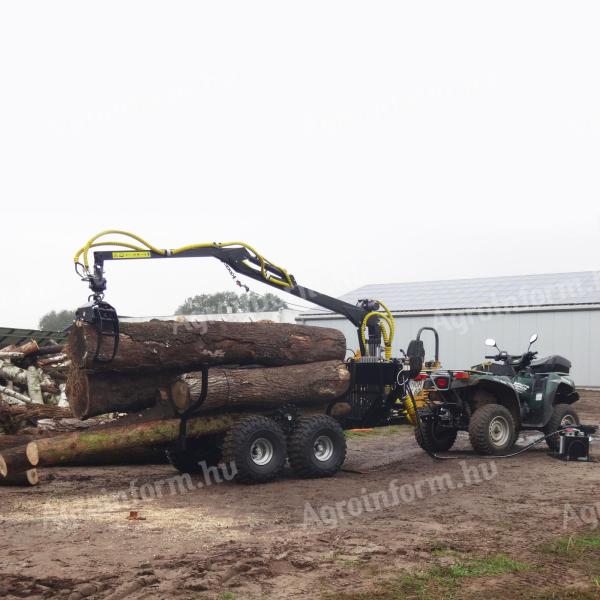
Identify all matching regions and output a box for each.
[38,292,288,331]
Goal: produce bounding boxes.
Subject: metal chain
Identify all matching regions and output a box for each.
[224,263,250,293]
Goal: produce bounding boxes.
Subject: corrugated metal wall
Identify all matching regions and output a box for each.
[297,309,600,387]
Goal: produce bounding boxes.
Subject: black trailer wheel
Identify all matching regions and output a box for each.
[166,435,223,475]
[415,422,458,453]
[288,415,347,478]
[222,416,287,484]
[469,404,516,455]
[543,404,580,451]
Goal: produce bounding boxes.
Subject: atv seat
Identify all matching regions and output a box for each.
[530,355,571,374]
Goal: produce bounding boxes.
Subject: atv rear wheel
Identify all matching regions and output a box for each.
[415,422,458,453]
[469,404,516,455]
[288,415,346,478]
[222,416,287,484]
[543,404,580,451]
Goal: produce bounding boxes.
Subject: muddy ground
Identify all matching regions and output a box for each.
[2,391,600,600]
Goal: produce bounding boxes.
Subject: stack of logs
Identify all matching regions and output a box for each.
[0,339,77,486]
[0,339,68,410]
[0,320,352,486]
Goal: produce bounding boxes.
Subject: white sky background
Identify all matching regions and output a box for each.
[1,1,599,328]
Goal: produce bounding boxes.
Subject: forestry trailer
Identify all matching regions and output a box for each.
[73,231,425,483]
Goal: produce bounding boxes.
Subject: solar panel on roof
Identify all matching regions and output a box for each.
[333,271,600,312]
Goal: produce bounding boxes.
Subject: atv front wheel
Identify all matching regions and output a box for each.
[415,422,458,453]
[543,404,580,451]
[469,404,516,455]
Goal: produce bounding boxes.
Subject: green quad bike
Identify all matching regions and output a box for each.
[415,333,580,455]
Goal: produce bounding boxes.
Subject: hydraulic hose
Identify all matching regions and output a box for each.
[359,303,395,359]
[74,231,294,288]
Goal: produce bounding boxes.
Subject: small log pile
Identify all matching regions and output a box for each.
[0,320,352,485]
[0,340,69,412]
[0,338,128,484]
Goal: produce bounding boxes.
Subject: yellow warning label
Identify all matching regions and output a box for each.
[112,251,152,259]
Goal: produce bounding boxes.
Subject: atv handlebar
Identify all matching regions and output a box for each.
[485,350,538,369]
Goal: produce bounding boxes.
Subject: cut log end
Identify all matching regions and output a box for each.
[170,380,191,412]
[65,367,90,420]
[0,468,39,487]
[25,441,40,468]
[0,455,6,478]
[1,441,40,475]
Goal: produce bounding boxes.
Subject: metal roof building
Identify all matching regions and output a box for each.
[0,327,67,348]
[297,271,600,387]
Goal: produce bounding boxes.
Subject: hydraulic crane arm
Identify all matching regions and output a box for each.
[74,231,395,362]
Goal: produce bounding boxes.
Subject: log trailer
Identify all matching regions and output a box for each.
[73,231,424,482]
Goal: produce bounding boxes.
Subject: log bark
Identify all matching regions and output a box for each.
[0,434,37,450]
[36,353,68,367]
[0,469,38,487]
[35,344,65,356]
[67,361,350,419]
[1,442,39,474]
[0,401,73,434]
[169,360,350,413]
[8,411,245,467]
[67,371,172,419]
[0,360,28,384]
[26,366,44,404]
[0,352,25,360]
[0,433,168,464]
[15,340,40,356]
[40,365,69,381]
[68,320,346,373]
[0,385,31,404]
[0,361,59,394]
[0,402,72,421]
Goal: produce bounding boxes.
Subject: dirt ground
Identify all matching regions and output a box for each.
[2,392,600,600]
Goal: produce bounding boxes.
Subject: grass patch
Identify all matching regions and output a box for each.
[539,532,600,557]
[322,553,529,600]
[325,534,600,599]
[345,425,406,438]
[432,554,529,579]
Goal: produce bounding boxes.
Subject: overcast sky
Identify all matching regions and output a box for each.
[1,1,599,328]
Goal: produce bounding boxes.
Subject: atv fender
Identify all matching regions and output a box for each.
[546,377,579,405]
[468,378,521,427]
[536,375,579,428]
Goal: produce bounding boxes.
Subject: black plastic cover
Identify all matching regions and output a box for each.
[530,355,571,374]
